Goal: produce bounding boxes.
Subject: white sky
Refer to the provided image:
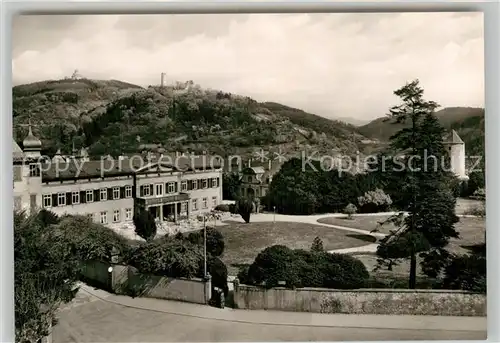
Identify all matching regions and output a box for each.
[12,12,484,121]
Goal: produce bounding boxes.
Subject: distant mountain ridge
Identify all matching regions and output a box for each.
[358,106,485,155]
[12,78,369,159]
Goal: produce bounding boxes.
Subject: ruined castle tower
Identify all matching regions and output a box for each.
[444,130,468,181]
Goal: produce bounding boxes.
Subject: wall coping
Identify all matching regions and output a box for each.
[236,283,482,295]
[126,265,206,283]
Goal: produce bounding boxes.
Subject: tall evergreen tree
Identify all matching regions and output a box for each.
[375,80,459,288]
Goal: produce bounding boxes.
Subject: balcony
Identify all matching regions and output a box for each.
[135,193,190,207]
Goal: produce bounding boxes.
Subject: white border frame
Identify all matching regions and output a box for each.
[1,1,499,342]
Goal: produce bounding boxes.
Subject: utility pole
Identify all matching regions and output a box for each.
[203,215,207,278]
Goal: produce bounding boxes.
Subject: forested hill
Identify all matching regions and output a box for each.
[358,107,485,156]
[13,78,368,158]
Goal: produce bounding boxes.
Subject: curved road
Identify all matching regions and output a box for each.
[53,285,486,342]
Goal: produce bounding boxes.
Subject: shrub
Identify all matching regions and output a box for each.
[310,237,324,252]
[187,227,225,257]
[242,245,369,290]
[320,253,369,289]
[246,245,303,289]
[343,203,357,219]
[237,265,252,285]
[471,188,486,200]
[357,189,392,213]
[133,209,157,242]
[206,256,229,296]
[463,204,486,217]
[236,197,253,223]
[215,204,230,212]
[442,253,486,293]
[53,215,129,262]
[36,209,60,226]
[128,238,203,278]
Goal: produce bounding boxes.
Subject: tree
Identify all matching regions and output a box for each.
[35,209,60,227]
[222,172,242,200]
[15,210,80,343]
[266,158,321,215]
[343,203,357,219]
[311,236,324,252]
[236,197,253,223]
[376,80,459,289]
[133,209,157,242]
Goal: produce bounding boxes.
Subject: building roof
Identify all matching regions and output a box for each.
[41,155,223,182]
[13,140,25,161]
[22,125,42,150]
[243,166,266,175]
[443,130,464,144]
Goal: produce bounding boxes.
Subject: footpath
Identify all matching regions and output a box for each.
[79,284,486,333]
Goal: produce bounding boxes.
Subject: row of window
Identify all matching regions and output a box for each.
[92,208,134,224]
[43,185,133,207]
[91,197,218,224]
[192,196,218,211]
[139,178,220,197]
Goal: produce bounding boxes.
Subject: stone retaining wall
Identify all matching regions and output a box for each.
[233,281,486,316]
[81,260,211,304]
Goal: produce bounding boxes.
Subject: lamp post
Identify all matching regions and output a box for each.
[273,206,276,224]
[203,215,207,278]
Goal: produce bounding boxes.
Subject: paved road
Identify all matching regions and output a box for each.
[52,286,487,342]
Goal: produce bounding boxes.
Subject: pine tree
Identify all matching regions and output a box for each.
[376,80,459,288]
[311,236,324,252]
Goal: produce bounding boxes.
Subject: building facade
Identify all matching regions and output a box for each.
[239,159,282,199]
[13,128,223,225]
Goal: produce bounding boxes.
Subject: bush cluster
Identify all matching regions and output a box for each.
[266,158,395,215]
[53,214,130,262]
[442,248,486,294]
[238,245,369,289]
[357,189,392,213]
[127,227,229,296]
[214,204,231,212]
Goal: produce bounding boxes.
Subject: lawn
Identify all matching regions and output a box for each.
[317,215,485,255]
[218,221,376,275]
[319,213,485,283]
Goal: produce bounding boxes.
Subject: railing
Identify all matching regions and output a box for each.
[136,193,190,206]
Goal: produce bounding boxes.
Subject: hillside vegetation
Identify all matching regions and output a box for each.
[13,79,367,158]
[359,107,485,156]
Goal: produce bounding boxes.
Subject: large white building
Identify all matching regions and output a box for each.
[13,126,223,225]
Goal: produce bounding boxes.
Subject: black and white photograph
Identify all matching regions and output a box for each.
[12,12,486,342]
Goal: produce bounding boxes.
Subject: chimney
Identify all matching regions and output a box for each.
[176,151,181,158]
[248,158,252,168]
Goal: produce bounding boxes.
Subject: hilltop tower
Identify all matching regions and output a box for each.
[443,130,468,181]
[161,72,166,87]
